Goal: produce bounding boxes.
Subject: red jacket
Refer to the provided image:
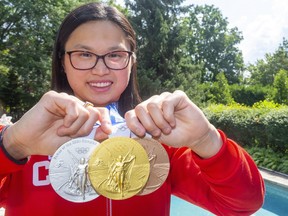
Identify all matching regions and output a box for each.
[0,126,264,216]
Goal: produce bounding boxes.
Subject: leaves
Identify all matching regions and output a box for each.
[185,5,244,84]
[248,38,288,86]
[247,146,288,174]
[125,0,243,101]
[0,0,91,119]
[272,69,288,104]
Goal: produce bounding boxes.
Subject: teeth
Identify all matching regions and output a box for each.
[90,82,111,87]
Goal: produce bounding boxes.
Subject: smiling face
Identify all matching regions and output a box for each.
[63,20,133,107]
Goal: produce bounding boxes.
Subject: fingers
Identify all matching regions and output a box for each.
[42,92,111,138]
[94,127,110,142]
[59,107,112,138]
[125,110,146,137]
[41,90,190,143]
[125,91,182,138]
[96,108,112,135]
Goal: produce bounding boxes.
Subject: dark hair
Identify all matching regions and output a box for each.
[51,2,141,115]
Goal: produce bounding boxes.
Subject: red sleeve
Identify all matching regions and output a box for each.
[0,145,26,174]
[0,125,27,208]
[0,126,27,174]
[167,130,265,216]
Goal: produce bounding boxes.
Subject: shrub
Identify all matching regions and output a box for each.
[229,84,270,106]
[204,103,288,153]
[261,109,288,152]
[247,146,288,174]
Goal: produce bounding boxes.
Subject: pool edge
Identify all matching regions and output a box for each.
[259,167,288,189]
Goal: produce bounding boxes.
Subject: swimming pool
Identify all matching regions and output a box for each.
[171,180,288,216]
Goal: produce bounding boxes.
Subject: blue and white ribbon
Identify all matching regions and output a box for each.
[83,103,150,139]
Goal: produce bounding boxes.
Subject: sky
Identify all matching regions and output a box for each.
[185,0,288,64]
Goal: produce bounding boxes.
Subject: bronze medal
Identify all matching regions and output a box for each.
[134,138,170,195]
[88,137,150,200]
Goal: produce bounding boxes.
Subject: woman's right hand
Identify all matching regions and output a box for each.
[3,91,112,160]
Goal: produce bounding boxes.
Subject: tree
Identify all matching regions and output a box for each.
[204,72,234,105]
[272,69,288,105]
[184,5,244,84]
[248,38,288,86]
[124,0,203,100]
[0,0,92,118]
[230,84,270,106]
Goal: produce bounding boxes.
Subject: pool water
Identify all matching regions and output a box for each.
[171,180,288,216]
[260,181,288,215]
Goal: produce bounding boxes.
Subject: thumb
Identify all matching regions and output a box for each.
[93,107,112,142]
[94,127,110,142]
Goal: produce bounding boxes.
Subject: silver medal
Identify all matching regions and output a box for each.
[49,138,100,203]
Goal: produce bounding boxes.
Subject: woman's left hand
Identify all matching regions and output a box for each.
[125,90,222,158]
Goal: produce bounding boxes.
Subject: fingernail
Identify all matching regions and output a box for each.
[135,127,144,136]
[163,127,171,134]
[151,129,161,137]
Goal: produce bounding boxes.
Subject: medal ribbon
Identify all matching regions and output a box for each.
[106,102,125,125]
[83,102,123,139]
[84,103,150,139]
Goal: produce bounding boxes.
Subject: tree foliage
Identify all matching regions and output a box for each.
[0,0,92,118]
[185,5,244,84]
[230,84,270,106]
[248,38,288,86]
[124,0,199,99]
[125,0,243,102]
[272,69,288,105]
[202,72,234,105]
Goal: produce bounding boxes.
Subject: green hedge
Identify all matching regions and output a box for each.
[203,104,288,153]
[230,84,270,106]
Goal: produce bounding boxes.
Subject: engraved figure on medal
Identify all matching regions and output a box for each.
[88,137,150,200]
[134,138,170,195]
[49,138,100,203]
[107,154,136,195]
[66,157,89,199]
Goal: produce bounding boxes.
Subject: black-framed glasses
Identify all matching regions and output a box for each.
[65,50,134,70]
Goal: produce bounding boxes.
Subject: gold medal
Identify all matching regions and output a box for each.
[88,137,150,200]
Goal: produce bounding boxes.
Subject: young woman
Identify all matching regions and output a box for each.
[0,2,264,216]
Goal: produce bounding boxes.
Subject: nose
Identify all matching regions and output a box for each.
[91,58,110,76]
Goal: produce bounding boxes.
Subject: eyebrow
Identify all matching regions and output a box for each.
[71,44,128,52]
